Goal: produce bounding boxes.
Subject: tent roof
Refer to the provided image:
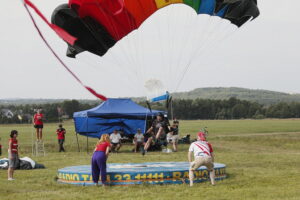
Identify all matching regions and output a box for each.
[73,98,162,118]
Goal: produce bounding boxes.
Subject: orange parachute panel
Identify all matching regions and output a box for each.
[155,0,183,9]
[124,0,158,27]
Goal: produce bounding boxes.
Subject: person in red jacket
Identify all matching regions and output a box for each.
[56,124,66,152]
[8,130,19,181]
[33,109,44,141]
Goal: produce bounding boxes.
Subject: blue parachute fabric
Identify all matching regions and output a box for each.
[73,98,164,138]
[215,5,228,17]
[150,92,169,103]
[198,0,216,15]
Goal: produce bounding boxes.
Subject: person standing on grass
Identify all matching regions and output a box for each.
[133,129,144,153]
[33,109,44,142]
[56,124,66,152]
[91,134,111,186]
[110,130,122,153]
[188,132,215,187]
[8,130,19,181]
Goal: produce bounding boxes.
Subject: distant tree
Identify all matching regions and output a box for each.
[62,100,80,117]
[232,104,247,119]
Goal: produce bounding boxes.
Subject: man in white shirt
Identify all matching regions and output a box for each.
[133,129,144,153]
[110,130,122,152]
[188,132,215,186]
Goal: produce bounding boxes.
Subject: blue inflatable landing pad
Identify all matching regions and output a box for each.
[57,162,226,186]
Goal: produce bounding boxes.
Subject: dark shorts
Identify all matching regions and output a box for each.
[111,142,120,146]
[34,124,43,129]
[9,153,19,168]
[58,139,65,144]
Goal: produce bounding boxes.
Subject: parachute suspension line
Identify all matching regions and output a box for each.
[166,5,175,92]
[122,22,145,96]
[144,101,152,132]
[174,15,211,92]
[120,6,145,91]
[175,18,238,92]
[92,0,143,92]
[92,1,136,73]
[155,8,168,96]
[75,55,139,95]
[170,6,196,92]
[193,20,238,60]
[22,0,107,101]
[174,16,225,92]
[135,6,150,97]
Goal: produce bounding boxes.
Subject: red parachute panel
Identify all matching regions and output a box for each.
[69,0,137,40]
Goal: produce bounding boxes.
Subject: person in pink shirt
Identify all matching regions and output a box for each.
[33,109,44,141]
[91,134,111,186]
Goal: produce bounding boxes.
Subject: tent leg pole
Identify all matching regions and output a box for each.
[86,137,89,154]
[75,132,80,152]
[171,99,174,120]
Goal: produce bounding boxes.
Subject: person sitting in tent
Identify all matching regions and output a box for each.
[188,132,215,187]
[168,123,179,152]
[173,118,179,126]
[110,130,122,153]
[133,129,144,153]
[142,113,168,155]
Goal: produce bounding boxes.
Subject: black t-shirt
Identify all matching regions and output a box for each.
[170,127,179,135]
[152,120,165,134]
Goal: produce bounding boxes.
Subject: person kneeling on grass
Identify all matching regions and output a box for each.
[8,130,19,181]
[91,134,111,186]
[188,132,215,187]
[110,130,122,153]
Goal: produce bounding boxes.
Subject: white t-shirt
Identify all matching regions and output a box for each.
[134,133,144,142]
[110,133,122,143]
[188,141,212,158]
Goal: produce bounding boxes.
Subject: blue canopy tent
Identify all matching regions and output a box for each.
[73,98,164,139]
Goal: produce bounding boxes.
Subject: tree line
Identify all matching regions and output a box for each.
[0,100,98,124]
[148,97,300,120]
[1,98,300,124]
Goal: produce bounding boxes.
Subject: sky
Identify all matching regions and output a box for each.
[0,0,299,99]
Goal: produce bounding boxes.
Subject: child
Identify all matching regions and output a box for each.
[133,129,144,153]
[8,130,19,181]
[91,134,111,186]
[56,124,66,152]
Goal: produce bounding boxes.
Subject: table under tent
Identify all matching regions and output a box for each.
[73,98,164,151]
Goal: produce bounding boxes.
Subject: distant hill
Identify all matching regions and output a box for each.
[1,87,300,105]
[172,87,300,105]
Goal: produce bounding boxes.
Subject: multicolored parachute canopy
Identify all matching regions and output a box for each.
[22,0,259,101]
[51,0,259,58]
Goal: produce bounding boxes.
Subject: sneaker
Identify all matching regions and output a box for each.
[141,148,145,156]
[8,178,15,181]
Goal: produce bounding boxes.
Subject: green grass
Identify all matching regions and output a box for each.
[0,119,300,200]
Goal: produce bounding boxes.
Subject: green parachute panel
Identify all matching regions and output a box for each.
[183,0,202,12]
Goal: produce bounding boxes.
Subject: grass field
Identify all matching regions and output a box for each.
[0,119,300,200]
